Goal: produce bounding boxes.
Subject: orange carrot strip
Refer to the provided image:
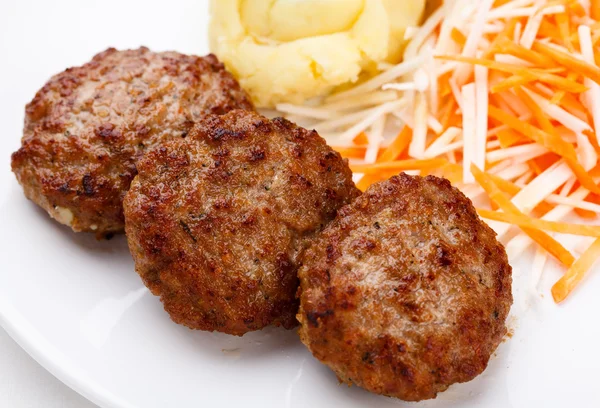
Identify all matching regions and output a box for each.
[538,19,570,43]
[352,131,369,146]
[554,13,574,53]
[550,72,578,105]
[477,209,600,236]
[471,164,575,267]
[438,98,457,131]
[533,41,600,85]
[495,36,557,66]
[351,158,447,174]
[569,1,587,17]
[497,129,528,148]
[565,158,600,195]
[436,55,565,75]
[552,237,600,303]
[592,0,600,21]
[356,127,413,191]
[488,106,578,161]
[515,88,556,135]
[378,126,413,163]
[333,146,368,159]
[451,28,467,47]
[491,75,537,93]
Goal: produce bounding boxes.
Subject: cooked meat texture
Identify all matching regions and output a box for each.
[297,174,512,401]
[11,47,253,237]
[123,110,360,336]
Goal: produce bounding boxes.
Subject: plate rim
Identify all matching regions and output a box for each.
[0,297,131,408]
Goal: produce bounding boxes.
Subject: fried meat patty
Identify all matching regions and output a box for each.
[297,174,512,401]
[123,110,360,336]
[11,47,253,236]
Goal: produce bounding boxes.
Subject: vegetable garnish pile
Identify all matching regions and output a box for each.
[275,0,600,303]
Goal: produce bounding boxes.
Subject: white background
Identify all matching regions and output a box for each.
[0,330,96,407]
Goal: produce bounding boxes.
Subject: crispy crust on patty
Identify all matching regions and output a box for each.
[123,110,360,336]
[297,174,512,401]
[11,47,253,236]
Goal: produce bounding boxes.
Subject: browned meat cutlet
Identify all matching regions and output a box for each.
[297,173,512,401]
[123,110,361,336]
[11,47,253,237]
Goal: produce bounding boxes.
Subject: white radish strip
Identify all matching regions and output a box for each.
[275,104,336,120]
[409,92,429,158]
[488,6,537,20]
[446,151,457,164]
[487,140,501,150]
[494,54,535,67]
[438,61,460,76]
[426,140,464,158]
[428,115,444,134]
[488,158,515,174]
[505,187,593,257]
[545,195,600,213]
[364,116,385,164]
[486,143,548,163]
[492,162,530,181]
[382,82,418,92]
[474,65,488,171]
[450,78,464,113]
[530,247,548,291]
[579,25,600,145]
[512,161,572,212]
[435,0,462,55]
[505,234,532,262]
[425,127,461,157]
[462,83,477,183]
[576,131,598,171]
[559,177,577,197]
[315,109,374,132]
[327,55,428,102]
[494,161,573,238]
[514,21,523,43]
[488,124,510,137]
[520,1,554,49]
[321,90,399,112]
[407,3,448,59]
[427,56,439,115]
[453,0,495,85]
[337,100,406,142]
[523,89,593,135]
[515,170,534,186]
[414,68,430,92]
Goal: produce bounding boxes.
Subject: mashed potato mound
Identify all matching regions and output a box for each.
[209,0,425,107]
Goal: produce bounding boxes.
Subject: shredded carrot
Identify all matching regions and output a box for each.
[352,132,369,146]
[592,0,600,21]
[351,158,447,174]
[497,129,528,148]
[471,165,575,267]
[477,209,600,236]
[515,87,556,135]
[552,237,600,302]
[277,0,600,302]
[451,28,467,47]
[533,41,600,85]
[554,12,574,52]
[356,127,413,191]
[496,36,557,66]
[488,106,578,161]
[333,146,368,159]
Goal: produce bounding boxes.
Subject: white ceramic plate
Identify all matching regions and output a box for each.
[2,1,600,407]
